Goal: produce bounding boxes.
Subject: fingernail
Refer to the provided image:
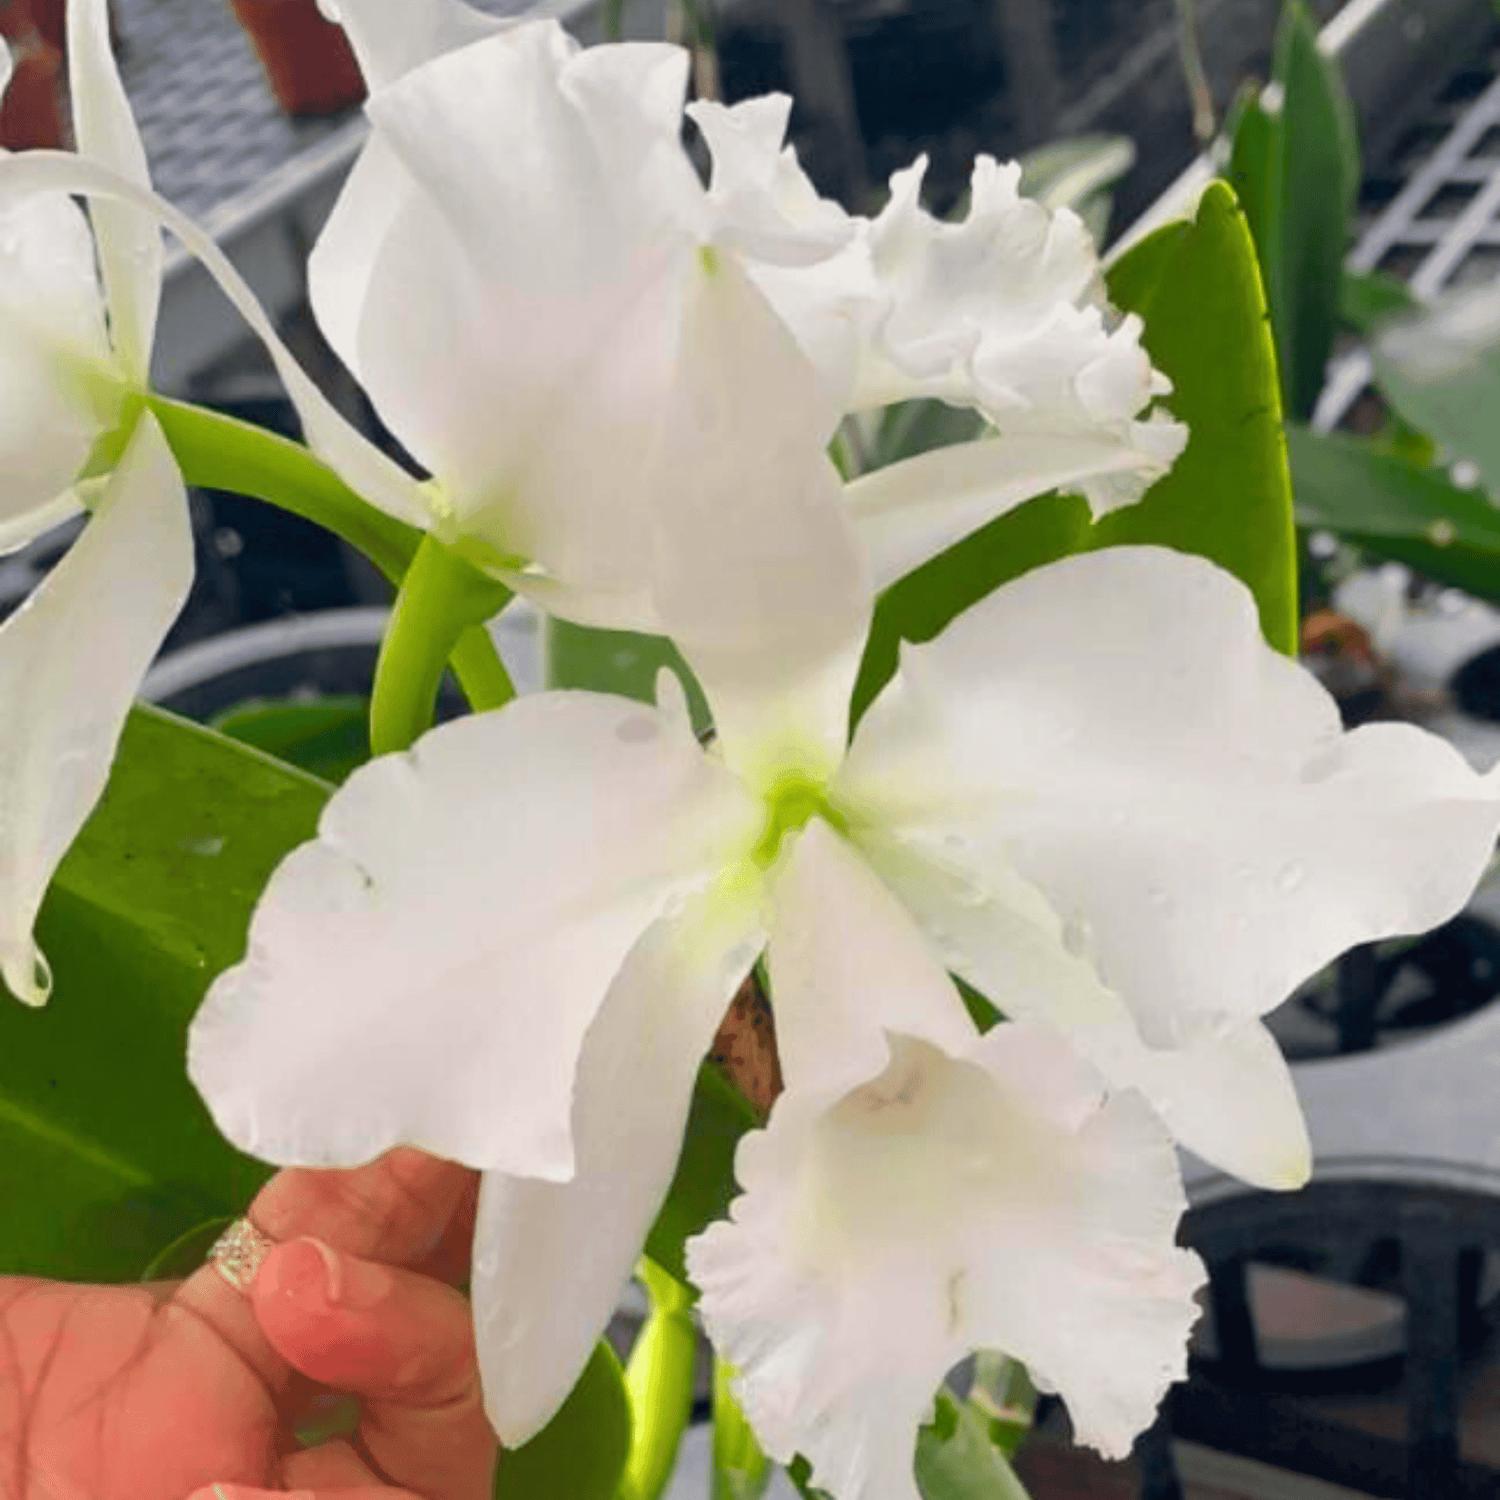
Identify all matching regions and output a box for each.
[265,1236,394,1311]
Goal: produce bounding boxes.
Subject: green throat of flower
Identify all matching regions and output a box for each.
[752,773,849,869]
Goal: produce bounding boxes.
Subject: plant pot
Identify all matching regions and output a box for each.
[21,0,120,53]
[0,3,62,151]
[227,0,365,118]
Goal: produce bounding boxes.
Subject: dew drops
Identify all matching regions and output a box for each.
[1451,459,1482,490]
[1276,861,1304,895]
[1062,913,1093,959]
[1427,518,1456,547]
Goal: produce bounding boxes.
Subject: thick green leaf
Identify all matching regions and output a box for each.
[915,1390,1033,1500]
[493,1338,632,1500]
[1373,281,1500,497]
[1096,179,1299,655]
[213,695,372,784]
[1224,84,1276,266]
[1289,424,1500,602]
[545,618,711,731]
[1340,268,1418,335]
[852,492,1092,722]
[1017,133,1136,214]
[1264,0,1360,421]
[0,706,328,1279]
[645,1063,759,1283]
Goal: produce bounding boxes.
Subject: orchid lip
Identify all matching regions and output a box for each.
[752,772,849,869]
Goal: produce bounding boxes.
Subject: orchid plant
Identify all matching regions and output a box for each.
[3,2,1500,1498]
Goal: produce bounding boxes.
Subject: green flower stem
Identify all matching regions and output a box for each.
[150,396,518,735]
[712,1358,771,1500]
[449,623,517,714]
[148,395,422,584]
[370,534,515,755]
[621,1258,698,1500]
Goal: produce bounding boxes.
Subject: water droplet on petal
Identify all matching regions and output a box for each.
[1062,913,1094,959]
[1276,861,1305,895]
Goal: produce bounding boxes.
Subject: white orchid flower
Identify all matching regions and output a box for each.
[691,96,1188,542]
[189,255,1500,1463]
[0,0,191,1005]
[0,0,435,1004]
[688,821,1205,1500]
[306,0,1185,620]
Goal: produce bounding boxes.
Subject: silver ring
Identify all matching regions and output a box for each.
[208,1217,276,1291]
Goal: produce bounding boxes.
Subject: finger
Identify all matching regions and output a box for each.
[281,1436,382,1487]
[187,1488,424,1500]
[170,1148,478,1397]
[256,1239,497,1500]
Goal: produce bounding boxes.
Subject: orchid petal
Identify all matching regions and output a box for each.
[473,879,766,1444]
[765,818,977,1097]
[690,1019,1202,1500]
[0,180,113,546]
[0,151,430,530]
[839,547,1500,1049]
[304,132,407,377]
[845,428,1184,591]
[842,827,1312,1189]
[322,0,506,90]
[66,0,161,376]
[323,23,703,590]
[0,414,190,1004]
[650,255,871,791]
[688,95,854,267]
[188,693,762,1177]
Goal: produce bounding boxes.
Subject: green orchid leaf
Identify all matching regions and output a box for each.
[1097,178,1299,655]
[1289,424,1500,603]
[493,1338,632,1500]
[1372,281,1500,497]
[852,491,1092,723]
[915,1389,1033,1500]
[545,618,712,733]
[0,706,329,1280]
[1225,83,1276,270]
[213,695,372,784]
[138,1214,236,1282]
[1018,133,1136,215]
[1340,268,1418,335]
[1265,0,1360,421]
[645,1063,759,1284]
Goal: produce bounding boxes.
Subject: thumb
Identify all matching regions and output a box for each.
[253,1238,498,1500]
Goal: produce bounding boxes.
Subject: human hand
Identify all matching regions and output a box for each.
[0,1148,497,1500]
